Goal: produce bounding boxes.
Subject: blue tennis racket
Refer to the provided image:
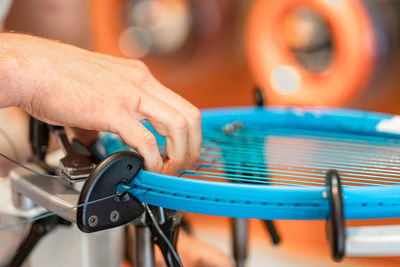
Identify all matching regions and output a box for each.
[95,106,400,221]
[3,106,398,263]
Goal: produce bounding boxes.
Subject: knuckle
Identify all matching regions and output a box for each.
[188,106,201,123]
[131,61,151,83]
[173,113,188,132]
[132,60,149,72]
[140,131,157,148]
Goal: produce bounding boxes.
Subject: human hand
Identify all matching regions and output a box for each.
[0,33,201,174]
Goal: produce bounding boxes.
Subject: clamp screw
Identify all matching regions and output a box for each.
[88,215,98,227]
[110,210,120,222]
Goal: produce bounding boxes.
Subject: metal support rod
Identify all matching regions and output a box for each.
[263,220,280,245]
[232,218,248,267]
[134,225,155,267]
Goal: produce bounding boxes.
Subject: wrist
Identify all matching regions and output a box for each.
[0,33,36,109]
[0,55,23,108]
[0,33,41,108]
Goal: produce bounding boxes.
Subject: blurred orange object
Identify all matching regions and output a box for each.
[246,0,376,107]
[88,0,254,108]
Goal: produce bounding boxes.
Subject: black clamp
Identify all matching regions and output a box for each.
[28,118,146,232]
[28,118,183,266]
[77,151,145,233]
[325,169,346,261]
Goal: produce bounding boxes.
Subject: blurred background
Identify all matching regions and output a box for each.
[4,0,400,266]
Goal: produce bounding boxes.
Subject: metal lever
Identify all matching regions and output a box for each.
[52,127,96,181]
[29,117,96,181]
[132,213,155,267]
[232,218,247,267]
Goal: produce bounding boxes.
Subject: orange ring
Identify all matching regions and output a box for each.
[245,0,376,106]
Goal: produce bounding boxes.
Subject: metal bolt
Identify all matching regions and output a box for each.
[110,210,120,222]
[88,215,98,227]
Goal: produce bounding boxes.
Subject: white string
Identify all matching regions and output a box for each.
[0,151,63,179]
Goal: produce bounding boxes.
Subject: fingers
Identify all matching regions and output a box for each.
[110,110,163,173]
[138,74,202,164]
[128,93,189,174]
[115,59,201,164]
[105,59,201,174]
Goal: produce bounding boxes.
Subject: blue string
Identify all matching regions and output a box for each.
[188,122,400,187]
[190,164,400,184]
[205,123,400,146]
[199,154,400,175]
[198,160,400,177]
[205,124,400,150]
[202,137,400,166]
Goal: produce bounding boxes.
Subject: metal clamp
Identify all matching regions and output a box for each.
[325,169,346,261]
[53,127,96,181]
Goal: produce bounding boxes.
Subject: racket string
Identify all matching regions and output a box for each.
[204,126,400,148]
[197,159,400,177]
[192,164,400,182]
[182,123,400,187]
[202,135,400,166]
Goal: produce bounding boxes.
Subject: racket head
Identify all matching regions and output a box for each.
[95,106,400,220]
